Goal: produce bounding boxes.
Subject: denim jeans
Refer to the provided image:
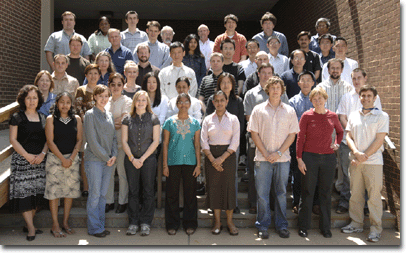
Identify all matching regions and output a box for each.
[254,161,290,231]
[85,160,112,234]
[338,143,351,209]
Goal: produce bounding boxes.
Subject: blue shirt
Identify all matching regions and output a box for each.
[162,115,201,166]
[252,31,289,56]
[289,91,313,121]
[183,54,207,87]
[281,68,301,99]
[38,92,56,116]
[319,51,335,67]
[105,45,133,75]
[83,72,110,86]
[309,33,336,55]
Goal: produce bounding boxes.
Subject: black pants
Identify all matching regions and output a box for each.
[124,155,157,226]
[298,152,336,232]
[165,165,198,230]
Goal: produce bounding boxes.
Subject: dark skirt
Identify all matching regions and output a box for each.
[205,145,236,210]
[9,152,47,213]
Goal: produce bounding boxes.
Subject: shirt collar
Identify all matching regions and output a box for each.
[299,91,310,98]
[199,39,211,46]
[359,107,380,116]
[265,99,285,110]
[52,72,68,80]
[62,30,75,37]
[212,110,230,119]
[224,31,238,39]
[327,76,343,86]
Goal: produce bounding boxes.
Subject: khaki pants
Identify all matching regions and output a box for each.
[349,164,383,234]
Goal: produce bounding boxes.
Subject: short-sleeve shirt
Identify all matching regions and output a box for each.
[121,29,149,53]
[252,31,289,56]
[222,62,246,95]
[122,112,160,158]
[105,45,134,75]
[162,116,201,166]
[52,72,79,97]
[105,95,132,148]
[346,109,389,165]
[198,72,223,103]
[44,30,92,57]
[281,68,300,99]
[88,31,111,56]
[66,56,90,85]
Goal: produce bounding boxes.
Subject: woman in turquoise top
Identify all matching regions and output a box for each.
[162,93,201,236]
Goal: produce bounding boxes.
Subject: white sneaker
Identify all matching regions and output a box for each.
[140,224,150,236]
[341,224,363,234]
[126,224,138,235]
[367,232,381,242]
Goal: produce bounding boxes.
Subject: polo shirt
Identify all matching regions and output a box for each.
[213,31,247,63]
[198,72,223,103]
[252,31,289,56]
[44,30,91,57]
[105,45,134,75]
[121,28,149,53]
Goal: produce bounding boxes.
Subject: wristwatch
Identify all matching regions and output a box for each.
[277,151,282,157]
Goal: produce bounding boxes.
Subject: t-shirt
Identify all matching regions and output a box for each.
[66,56,90,85]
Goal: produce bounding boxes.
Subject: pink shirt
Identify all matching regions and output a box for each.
[201,111,240,152]
[247,100,299,162]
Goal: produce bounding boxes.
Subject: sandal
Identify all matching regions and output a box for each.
[50,229,66,238]
[227,225,239,236]
[167,229,177,235]
[63,226,75,235]
[185,228,195,235]
[211,225,223,235]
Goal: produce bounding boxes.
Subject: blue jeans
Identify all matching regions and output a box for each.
[85,160,112,234]
[254,161,290,231]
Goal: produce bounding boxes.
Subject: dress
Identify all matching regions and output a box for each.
[44,116,81,199]
[9,111,47,213]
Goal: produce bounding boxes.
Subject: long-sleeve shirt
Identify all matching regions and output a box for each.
[252,31,289,56]
[159,65,198,99]
[288,91,313,121]
[166,96,203,124]
[296,109,343,159]
[133,40,170,69]
[84,107,118,163]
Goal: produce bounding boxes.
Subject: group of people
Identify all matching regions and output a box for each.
[8,9,389,243]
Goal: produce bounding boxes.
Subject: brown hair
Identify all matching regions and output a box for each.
[260,12,277,26]
[84,64,101,76]
[34,70,55,92]
[92,84,111,100]
[264,76,285,95]
[108,72,125,85]
[309,86,328,101]
[147,21,161,31]
[69,35,83,46]
[16,85,44,111]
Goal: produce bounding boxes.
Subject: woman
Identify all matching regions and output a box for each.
[141,72,169,132]
[83,51,116,86]
[122,61,141,99]
[35,70,56,116]
[105,73,132,214]
[201,91,240,235]
[9,85,48,241]
[183,34,207,87]
[206,73,244,213]
[84,85,117,238]
[162,93,201,236]
[76,63,101,196]
[122,91,160,236]
[296,86,343,238]
[87,16,111,59]
[45,92,82,238]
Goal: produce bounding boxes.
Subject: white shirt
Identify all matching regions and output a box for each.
[322,57,359,85]
[239,59,257,78]
[152,95,169,141]
[199,39,215,70]
[166,95,203,124]
[159,64,198,99]
[269,53,289,76]
[318,77,353,113]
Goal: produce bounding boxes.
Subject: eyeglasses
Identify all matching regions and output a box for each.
[177,101,190,105]
[317,24,327,28]
[268,41,280,46]
[293,57,305,61]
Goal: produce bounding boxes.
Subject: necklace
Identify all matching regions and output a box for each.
[59,116,72,125]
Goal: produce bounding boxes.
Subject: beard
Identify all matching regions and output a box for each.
[330,74,340,80]
[138,56,149,63]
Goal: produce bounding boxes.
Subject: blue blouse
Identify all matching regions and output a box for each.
[183,54,207,87]
[38,92,56,116]
[162,115,201,166]
[83,72,110,86]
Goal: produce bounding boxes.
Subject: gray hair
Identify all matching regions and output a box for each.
[161,26,175,36]
[315,18,331,28]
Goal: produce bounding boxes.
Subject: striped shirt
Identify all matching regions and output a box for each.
[198,72,223,103]
[317,77,353,113]
[269,53,289,76]
[121,28,148,53]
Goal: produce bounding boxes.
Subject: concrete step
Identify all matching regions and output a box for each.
[0,207,397,230]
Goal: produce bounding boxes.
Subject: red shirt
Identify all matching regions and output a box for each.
[296,109,343,159]
[213,31,247,63]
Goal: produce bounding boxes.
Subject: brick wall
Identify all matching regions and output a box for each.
[0,0,41,129]
[272,0,401,228]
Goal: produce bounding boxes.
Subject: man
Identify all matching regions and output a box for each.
[135,43,160,86]
[335,68,382,214]
[252,12,288,56]
[159,42,197,99]
[66,35,90,85]
[267,36,289,76]
[244,63,288,215]
[160,26,175,47]
[288,71,316,214]
[51,54,79,97]
[296,31,322,81]
[318,58,353,113]
[248,76,299,239]
[318,34,335,67]
[309,18,337,54]
[198,24,215,70]
[166,77,202,124]
[213,14,247,63]
[198,53,224,111]
[239,39,260,79]
[121,11,148,53]
[220,38,246,95]
[133,21,171,69]
[281,49,307,99]
[341,86,389,243]
[244,51,270,93]
[44,11,91,70]
[322,37,358,85]
[105,29,134,76]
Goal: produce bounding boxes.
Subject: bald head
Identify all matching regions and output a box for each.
[255,51,269,68]
[198,24,210,42]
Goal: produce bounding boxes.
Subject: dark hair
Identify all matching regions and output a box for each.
[260,12,277,26]
[217,73,236,99]
[175,76,190,87]
[258,62,274,73]
[318,33,334,45]
[176,93,191,106]
[327,58,344,69]
[334,36,348,46]
[359,85,378,97]
[95,16,111,35]
[220,38,236,50]
[352,67,367,78]
[213,90,228,101]
[297,31,311,41]
[245,39,260,49]
[147,21,161,31]
[51,91,76,119]
[93,84,111,101]
[125,10,138,20]
[142,72,162,107]
[170,41,185,52]
[184,34,203,58]
[16,85,44,111]
[84,63,101,76]
[108,72,125,85]
[267,36,280,45]
[289,49,307,59]
[298,70,316,82]
[224,14,238,24]
[69,35,83,46]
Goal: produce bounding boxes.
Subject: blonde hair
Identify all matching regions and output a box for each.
[124,60,138,71]
[130,90,153,116]
[309,86,328,101]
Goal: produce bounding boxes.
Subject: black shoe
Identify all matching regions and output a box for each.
[82,191,88,197]
[23,226,43,234]
[116,204,127,213]
[240,172,249,182]
[258,230,269,239]
[298,229,308,237]
[233,207,240,214]
[277,229,290,238]
[90,231,106,238]
[249,206,257,214]
[105,203,115,213]
[321,230,332,238]
[196,184,205,195]
[26,235,36,241]
[292,205,299,214]
[335,206,348,214]
[207,209,213,214]
[364,207,369,216]
[104,230,110,235]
